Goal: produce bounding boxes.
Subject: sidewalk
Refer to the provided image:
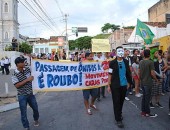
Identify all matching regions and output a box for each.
[0,70,18,112]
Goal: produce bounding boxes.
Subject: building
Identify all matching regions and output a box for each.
[109,28,133,49]
[0,0,19,51]
[32,36,66,55]
[148,0,170,23]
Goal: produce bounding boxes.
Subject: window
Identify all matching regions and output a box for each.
[4,32,9,40]
[4,3,8,12]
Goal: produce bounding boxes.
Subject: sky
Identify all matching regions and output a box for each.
[18,0,159,40]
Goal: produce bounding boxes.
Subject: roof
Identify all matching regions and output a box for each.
[144,22,167,28]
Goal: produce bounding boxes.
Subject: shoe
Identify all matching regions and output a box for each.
[141,112,146,116]
[25,128,30,130]
[168,111,170,116]
[90,104,98,110]
[145,113,158,117]
[129,92,133,95]
[161,93,165,96]
[135,93,142,97]
[96,98,101,102]
[116,121,124,128]
[102,95,106,98]
[150,102,155,108]
[166,90,170,92]
[34,120,39,127]
[87,109,92,115]
[125,97,130,101]
[155,102,163,108]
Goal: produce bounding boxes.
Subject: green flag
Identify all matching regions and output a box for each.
[136,19,155,45]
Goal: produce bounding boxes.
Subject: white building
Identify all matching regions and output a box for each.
[0,0,19,51]
[32,36,65,55]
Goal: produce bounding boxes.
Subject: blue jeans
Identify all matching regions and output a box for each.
[141,86,151,114]
[18,94,39,128]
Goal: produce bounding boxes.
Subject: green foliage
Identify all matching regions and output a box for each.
[69,36,93,50]
[101,23,120,33]
[93,34,111,39]
[123,26,135,29]
[19,42,32,54]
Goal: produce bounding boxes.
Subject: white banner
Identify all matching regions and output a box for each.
[31,60,109,91]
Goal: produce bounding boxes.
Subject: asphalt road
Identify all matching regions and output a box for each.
[0,90,170,130]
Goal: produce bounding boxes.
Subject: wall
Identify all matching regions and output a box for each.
[148,0,170,22]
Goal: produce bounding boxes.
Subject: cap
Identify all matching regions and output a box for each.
[15,57,26,65]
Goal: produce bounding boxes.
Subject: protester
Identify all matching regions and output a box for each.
[82,52,98,115]
[132,56,142,97]
[150,49,164,108]
[108,46,132,128]
[124,48,133,101]
[94,52,106,101]
[11,57,40,130]
[73,52,79,61]
[0,57,5,74]
[139,49,158,117]
[4,56,10,75]
[55,53,59,61]
[131,49,142,64]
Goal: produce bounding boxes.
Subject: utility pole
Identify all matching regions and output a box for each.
[64,14,69,59]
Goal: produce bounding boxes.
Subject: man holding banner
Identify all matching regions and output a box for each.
[12,57,40,130]
[83,52,98,115]
[108,46,132,128]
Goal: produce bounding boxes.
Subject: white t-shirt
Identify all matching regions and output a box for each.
[132,63,139,77]
[94,56,104,61]
[0,60,5,66]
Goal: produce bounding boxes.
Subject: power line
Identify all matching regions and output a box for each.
[32,0,61,32]
[24,0,56,33]
[19,0,57,34]
[20,16,63,26]
[53,0,64,16]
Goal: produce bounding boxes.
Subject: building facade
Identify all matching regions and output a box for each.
[148,0,170,23]
[32,36,66,55]
[0,0,19,50]
[109,28,133,49]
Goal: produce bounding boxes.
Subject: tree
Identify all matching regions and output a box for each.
[123,26,135,29]
[19,42,32,54]
[101,23,120,33]
[69,36,93,50]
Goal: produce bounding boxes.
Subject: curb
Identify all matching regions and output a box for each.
[0,102,19,113]
[0,91,38,113]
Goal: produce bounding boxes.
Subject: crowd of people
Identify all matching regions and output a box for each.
[8,46,170,129]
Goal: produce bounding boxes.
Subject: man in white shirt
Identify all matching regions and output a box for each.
[4,56,10,75]
[0,58,5,74]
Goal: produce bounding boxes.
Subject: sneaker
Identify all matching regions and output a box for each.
[129,92,133,95]
[135,93,142,97]
[116,121,124,128]
[96,98,101,102]
[141,112,146,116]
[25,128,30,130]
[161,93,165,96]
[125,97,130,101]
[155,102,163,108]
[34,120,39,127]
[168,111,170,116]
[102,96,106,98]
[87,109,92,115]
[150,102,155,108]
[145,113,158,118]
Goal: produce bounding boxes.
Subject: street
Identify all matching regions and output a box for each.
[0,90,170,130]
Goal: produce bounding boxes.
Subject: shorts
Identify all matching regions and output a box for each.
[83,88,98,100]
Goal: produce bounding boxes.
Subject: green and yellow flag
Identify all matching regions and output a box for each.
[136,19,155,45]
